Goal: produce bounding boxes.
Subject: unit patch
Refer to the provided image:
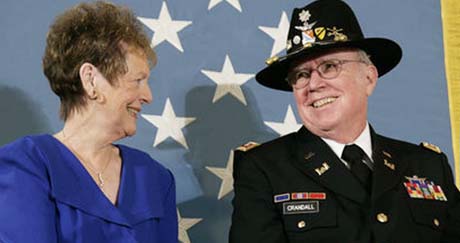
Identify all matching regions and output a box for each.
[404,175,447,201]
[283,201,319,215]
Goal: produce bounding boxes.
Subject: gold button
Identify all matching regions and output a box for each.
[297,220,306,229]
[433,218,440,227]
[377,213,388,223]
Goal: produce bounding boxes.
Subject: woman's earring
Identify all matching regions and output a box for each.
[89,90,97,100]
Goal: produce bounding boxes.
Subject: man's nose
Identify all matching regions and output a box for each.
[306,69,325,91]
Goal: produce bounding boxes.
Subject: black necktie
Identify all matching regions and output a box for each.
[342,144,372,192]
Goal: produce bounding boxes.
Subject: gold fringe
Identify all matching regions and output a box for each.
[441,0,460,187]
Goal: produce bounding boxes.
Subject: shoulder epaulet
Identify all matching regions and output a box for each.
[236,141,260,152]
[420,142,442,154]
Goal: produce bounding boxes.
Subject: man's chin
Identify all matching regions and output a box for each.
[303,122,336,136]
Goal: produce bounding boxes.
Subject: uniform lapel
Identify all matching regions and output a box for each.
[290,127,368,205]
[370,129,409,201]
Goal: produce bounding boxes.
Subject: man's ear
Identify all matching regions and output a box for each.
[365,64,378,96]
[79,63,97,99]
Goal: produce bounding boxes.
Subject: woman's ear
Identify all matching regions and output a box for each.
[79,63,98,100]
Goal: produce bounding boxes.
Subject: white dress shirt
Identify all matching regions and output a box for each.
[321,122,373,169]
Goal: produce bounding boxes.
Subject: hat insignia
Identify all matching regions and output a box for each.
[314,27,326,40]
[255,0,403,92]
[298,10,311,22]
[286,40,293,51]
[327,26,348,42]
[294,10,317,46]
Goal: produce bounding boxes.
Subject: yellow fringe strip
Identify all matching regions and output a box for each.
[441,0,460,187]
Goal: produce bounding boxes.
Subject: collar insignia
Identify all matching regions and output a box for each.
[382,150,392,158]
[384,159,395,171]
[304,152,315,161]
[314,162,330,176]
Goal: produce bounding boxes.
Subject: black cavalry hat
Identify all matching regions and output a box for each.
[256,0,402,91]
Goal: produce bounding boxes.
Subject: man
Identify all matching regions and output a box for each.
[230,0,460,242]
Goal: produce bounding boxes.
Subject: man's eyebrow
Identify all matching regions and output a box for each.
[289,62,310,73]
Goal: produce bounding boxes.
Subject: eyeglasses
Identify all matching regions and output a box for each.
[286,59,368,90]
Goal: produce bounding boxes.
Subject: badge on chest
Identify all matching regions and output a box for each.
[283,201,319,215]
[274,192,326,215]
[403,175,447,201]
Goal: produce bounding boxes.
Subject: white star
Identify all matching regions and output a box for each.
[259,11,290,57]
[264,105,302,136]
[177,209,202,243]
[138,2,192,52]
[141,98,196,149]
[201,55,253,105]
[208,0,242,12]
[206,151,234,200]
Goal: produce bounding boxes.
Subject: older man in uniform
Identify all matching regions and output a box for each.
[229,0,460,242]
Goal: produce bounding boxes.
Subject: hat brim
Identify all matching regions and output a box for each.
[255,38,402,92]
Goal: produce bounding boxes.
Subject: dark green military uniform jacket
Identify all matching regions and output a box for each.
[230,126,460,243]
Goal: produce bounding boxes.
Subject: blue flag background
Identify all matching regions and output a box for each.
[0,0,453,242]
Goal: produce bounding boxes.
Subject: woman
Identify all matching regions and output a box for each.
[0,2,177,242]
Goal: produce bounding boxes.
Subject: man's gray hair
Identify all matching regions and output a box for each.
[357,49,373,65]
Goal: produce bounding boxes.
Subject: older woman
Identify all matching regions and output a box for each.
[0,2,177,242]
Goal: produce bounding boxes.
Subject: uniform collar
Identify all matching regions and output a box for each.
[293,127,369,204]
[321,122,373,167]
[293,126,410,203]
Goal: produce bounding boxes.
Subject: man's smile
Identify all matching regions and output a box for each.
[311,97,338,108]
